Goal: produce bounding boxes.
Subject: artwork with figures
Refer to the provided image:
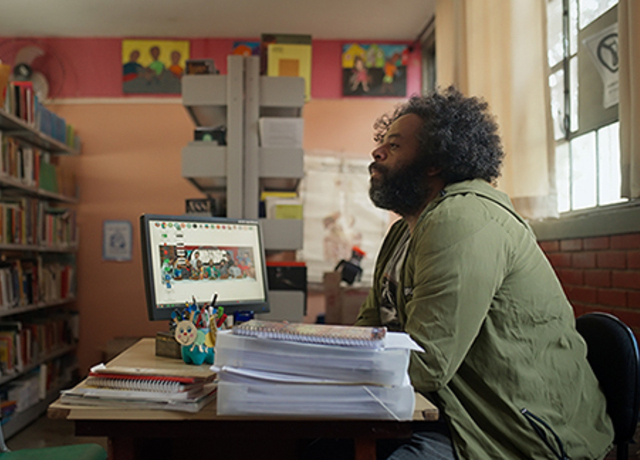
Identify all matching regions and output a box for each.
[342,43,408,97]
[299,155,390,285]
[122,39,190,94]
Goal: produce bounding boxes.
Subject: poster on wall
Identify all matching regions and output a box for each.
[299,155,390,285]
[232,41,260,56]
[103,220,133,262]
[122,39,190,94]
[342,43,408,97]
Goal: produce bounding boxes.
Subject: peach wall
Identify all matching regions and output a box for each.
[303,98,407,156]
[51,98,403,373]
[50,102,195,372]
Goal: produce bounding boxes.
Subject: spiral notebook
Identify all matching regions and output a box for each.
[232,320,387,349]
[84,375,203,393]
[62,379,216,402]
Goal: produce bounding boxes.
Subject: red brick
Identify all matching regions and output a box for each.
[538,240,559,253]
[584,270,611,288]
[628,291,640,309]
[571,303,587,317]
[572,252,596,269]
[612,271,640,290]
[557,269,583,286]
[566,286,597,304]
[580,305,614,317]
[596,251,627,269]
[628,251,640,270]
[609,309,640,330]
[583,236,610,250]
[546,253,572,268]
[560,239,582,252]
[596,289,627,307]
[611,233,640,250]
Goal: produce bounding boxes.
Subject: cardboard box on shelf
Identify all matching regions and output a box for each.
[323,271,369,325]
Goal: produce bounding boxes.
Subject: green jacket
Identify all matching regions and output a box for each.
[356,179,614,459]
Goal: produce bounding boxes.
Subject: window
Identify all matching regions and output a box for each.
[546,0,623,213]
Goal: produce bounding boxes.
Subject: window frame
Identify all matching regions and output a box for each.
[549,0,624,214]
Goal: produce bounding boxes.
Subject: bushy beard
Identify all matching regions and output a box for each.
[368,160,431,217]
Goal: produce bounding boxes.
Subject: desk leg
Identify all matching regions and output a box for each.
[108,437,135,460]
[354,436,376,460]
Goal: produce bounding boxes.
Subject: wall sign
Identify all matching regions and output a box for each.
[103,220,133,262]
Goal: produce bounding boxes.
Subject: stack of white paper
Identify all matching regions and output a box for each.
[212,330,423,420]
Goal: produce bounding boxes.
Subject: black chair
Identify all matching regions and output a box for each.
[576,312,640,460]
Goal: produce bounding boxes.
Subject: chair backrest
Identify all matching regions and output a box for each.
[576,312,640,444]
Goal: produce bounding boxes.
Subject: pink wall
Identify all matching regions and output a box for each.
[1,37,419,372]
[0,37,421,99]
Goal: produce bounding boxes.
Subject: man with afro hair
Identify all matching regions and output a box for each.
[355,87,614,459]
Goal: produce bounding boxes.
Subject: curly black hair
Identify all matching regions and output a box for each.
[373,86,504,185]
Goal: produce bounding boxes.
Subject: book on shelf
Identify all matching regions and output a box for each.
[232,320,387,349]
[0,135,42,188]
[265,197,302,220]
[0,64,10,108]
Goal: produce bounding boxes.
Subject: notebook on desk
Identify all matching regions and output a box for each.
[58,339,218,413]
[91,338,215,379]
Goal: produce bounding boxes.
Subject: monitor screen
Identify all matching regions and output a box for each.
[140,214,270,321]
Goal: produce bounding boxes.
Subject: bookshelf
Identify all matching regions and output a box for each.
[0,92,80,438]
[181,55,306,321]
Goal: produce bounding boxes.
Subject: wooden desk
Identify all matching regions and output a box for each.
[49,338,439,460]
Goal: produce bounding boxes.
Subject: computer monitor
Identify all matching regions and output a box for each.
[140,214,270,321]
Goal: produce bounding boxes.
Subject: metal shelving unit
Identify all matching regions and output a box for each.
[181,55,306,321]
[181,55,305,251]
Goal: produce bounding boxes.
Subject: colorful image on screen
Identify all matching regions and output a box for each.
[158,245,256,282]
[143,217,269,316]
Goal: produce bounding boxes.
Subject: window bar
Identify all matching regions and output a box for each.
[562,0,573,209]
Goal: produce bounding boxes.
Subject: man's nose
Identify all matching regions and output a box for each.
[371,145,386,161]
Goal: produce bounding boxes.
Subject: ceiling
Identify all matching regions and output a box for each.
[0,0,435,42]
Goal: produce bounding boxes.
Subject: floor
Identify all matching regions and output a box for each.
[5,414,108,451]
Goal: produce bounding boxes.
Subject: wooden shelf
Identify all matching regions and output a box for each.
[0,175,78,203]
[0,103,81,441]
[0,110,79,156]
[0,243,78,253]
[0,296,76,319]
[0,343,78,387]
[3,372,79,440]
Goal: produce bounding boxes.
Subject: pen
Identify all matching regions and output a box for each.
[210,292,219,309]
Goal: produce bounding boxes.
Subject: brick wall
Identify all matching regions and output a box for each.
[539,232,640,335]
